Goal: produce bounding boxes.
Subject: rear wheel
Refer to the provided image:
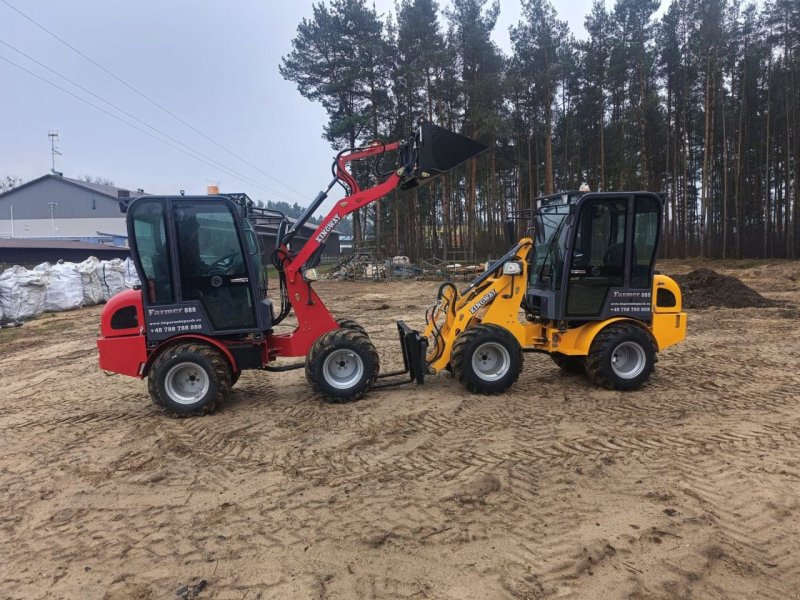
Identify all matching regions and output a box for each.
[585,324,656,390]
[551,352,586,375]
[148,342,231,415]
[451,324,523,394]
[335,318,369,338]
[305,329,379,403]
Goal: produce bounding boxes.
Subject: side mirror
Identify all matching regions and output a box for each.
[276,218,288,248]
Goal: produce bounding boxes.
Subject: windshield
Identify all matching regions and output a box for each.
[531,205,570,291]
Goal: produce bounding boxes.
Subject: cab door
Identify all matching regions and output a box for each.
[172,200,257,332]
[565,195,631,318]
[564,193,661,320]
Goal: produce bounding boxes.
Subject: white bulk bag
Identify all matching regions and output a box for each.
[42,262,84,312]
[76,257,104,305]
[100,259,126,301]
[0,266,46,321]
[122,257,140,288]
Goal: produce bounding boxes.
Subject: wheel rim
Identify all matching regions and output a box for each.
[164,362,210,405]
[322,348,364,390]
[471,341,511,382]
[610,341,647,379]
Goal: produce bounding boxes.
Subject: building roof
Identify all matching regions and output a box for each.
[0,239,128,251]
[0,174,146,201]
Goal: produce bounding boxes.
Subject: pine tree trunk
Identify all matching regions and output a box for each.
[394,190,400,255]
[764,54,772,258]
[700,55,711,258]
[785,35,793,258]
[722,89,728,259]
[468,159,477,254]
[349,128,362,243]
[600,95,606,191]
[544,91,554,194]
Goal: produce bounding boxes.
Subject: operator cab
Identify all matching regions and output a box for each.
[525,191,662,323]
[125,195,274,343]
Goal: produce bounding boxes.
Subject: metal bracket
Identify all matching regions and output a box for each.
[373,321,428,389]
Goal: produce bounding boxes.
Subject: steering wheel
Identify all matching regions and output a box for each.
[208,251,239,274]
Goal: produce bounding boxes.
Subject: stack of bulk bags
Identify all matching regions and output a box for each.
[0,266,47,322]
[33,261,85,312]
[76,257,105,305]
[99,259,127,301]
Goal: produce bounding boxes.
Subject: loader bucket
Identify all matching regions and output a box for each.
[400,120,488,189]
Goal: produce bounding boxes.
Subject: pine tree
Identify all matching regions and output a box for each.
[280,0,392,242]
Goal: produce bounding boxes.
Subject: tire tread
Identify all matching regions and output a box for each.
[149,341,231,416]
[451,324,523,395]
[305,329,379,403]
[585,323,655,390]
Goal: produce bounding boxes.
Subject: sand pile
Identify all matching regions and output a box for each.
[673,268,778,309]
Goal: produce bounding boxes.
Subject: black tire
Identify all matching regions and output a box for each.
[305,329,379,403]
[585,323,656,391]
[148,342,231,416]
[451,324,523,394]
[335,318,369,338]
[231,370,241,387]
[551,352,586,375]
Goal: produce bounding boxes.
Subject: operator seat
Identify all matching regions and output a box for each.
[604,242,625,269]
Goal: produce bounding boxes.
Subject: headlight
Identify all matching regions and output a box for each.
[502,261,523,276]
[302,268,319,282]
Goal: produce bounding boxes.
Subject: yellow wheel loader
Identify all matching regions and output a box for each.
[420,191,686,394]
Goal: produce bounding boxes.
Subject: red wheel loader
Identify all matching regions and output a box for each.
[97,119,487,415]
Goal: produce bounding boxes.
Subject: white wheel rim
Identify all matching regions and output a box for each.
[323,348,364,390]
[611,341,647,379]
[471,341,511,382]
[164,362,210,405]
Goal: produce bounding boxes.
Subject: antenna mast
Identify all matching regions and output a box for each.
[48,131,62,175]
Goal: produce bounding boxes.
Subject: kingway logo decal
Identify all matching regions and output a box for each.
[470,289,497,314]
[315,215,341,244]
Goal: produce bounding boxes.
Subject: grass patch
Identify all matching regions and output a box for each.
[0,327,22,349]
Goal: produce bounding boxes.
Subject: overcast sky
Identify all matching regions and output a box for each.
[0,0,656,214]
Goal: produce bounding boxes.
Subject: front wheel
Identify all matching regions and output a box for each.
[584,324,656,390]
[148,342,232,416]
[451,324,523,394]
[305,329,379,403]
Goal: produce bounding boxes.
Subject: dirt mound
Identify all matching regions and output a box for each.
[673,268,778,309]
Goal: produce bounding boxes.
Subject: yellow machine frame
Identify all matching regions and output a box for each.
[422,238,686,374]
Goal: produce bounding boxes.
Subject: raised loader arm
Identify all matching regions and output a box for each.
[269,120,488,359]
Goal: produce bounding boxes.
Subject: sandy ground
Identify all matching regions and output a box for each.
[1,260,800,599]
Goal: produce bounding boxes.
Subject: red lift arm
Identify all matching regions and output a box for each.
[265,118,488,360]
[270,140,402,357]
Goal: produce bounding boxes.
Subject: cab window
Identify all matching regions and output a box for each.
[131,200,172,303]
[632,195,660,287]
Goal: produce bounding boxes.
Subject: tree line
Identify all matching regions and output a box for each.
[281,0,799,261]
